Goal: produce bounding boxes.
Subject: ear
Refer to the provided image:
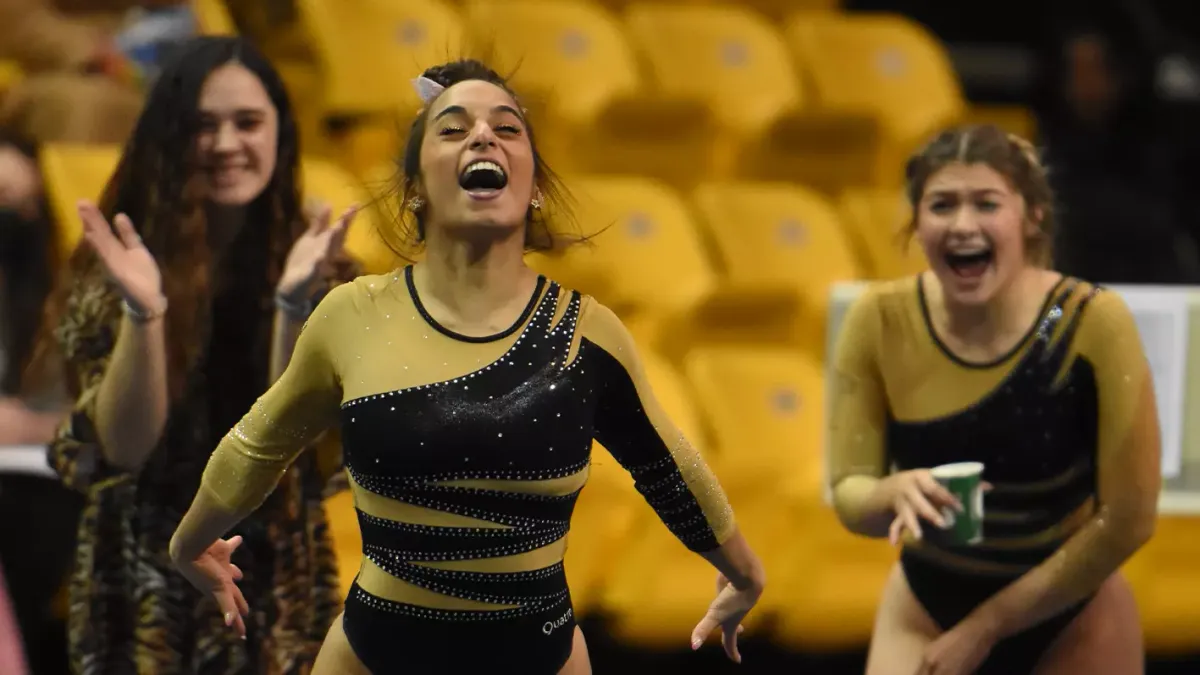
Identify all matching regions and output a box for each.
[1024,206,1045,236]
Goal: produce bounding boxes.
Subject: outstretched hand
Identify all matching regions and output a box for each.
[277,201,357,302]
[174,535,250,639]
[690,573,761,664]
[77,200,165,314]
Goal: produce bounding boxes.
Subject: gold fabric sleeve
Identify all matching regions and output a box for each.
[979,289,1161,637]
[580,298,735,551]
[827,287,888,487]
[197,283,354,516]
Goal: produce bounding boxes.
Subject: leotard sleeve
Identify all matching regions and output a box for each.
[195,282,354,517]
[578,298,735,552]
[827,286,889,487]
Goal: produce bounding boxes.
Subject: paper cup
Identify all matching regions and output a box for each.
[930,462,984,545]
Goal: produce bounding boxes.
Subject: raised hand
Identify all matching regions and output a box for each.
[77,200,165,315]
[690,572,760,664]
[276,201,358,303]
[174,535,250,639]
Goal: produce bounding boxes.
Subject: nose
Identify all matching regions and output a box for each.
[467,121,497,149]
[213,120,239,154]
[947,205,978,236]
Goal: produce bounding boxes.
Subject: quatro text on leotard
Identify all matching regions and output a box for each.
[543,607,574,635]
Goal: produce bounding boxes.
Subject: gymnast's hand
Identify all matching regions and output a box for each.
[77,200,166,317]
[690,572,760,664]
[174,535,250,639]
[882,470,962,545]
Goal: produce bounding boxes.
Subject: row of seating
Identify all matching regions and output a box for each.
[266,0,971,190]
[39,143,929,360]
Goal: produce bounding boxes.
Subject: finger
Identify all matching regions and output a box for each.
[917,473,961,510]
[327,205,356,252]
[231,582,250,617]
[902,503,923,541]
[78,202,115,251]
[982,481,995,493]
[112,213,141,249]
[907,488,947,527]
[888,515,904,546]
[722,625,742,663]
[307,201,332,234]
[225,535,243,553]
[229,563,243,581]
[737,624,745,635]
[691,615,717,650]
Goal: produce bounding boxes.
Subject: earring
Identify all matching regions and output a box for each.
[407,196,425,212]
[530,196,542,210]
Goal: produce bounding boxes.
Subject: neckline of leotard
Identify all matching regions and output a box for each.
[917,273,1069,370]
[404,264,548,344]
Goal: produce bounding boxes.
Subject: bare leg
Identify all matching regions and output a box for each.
[312,614,371,675]
[559,626,591,674]
[865,562,942,675]
[1032,574,1144,675]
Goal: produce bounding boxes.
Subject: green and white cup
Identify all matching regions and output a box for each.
[930,462,985,545]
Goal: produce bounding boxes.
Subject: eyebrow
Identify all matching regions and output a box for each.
[433,104,524,122]
[198,108,267,117]
[925,187,1006,199]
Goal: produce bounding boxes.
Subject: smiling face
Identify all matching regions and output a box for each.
[916,162,1038,305]
[193,62,279,206]
[416,80,536,237]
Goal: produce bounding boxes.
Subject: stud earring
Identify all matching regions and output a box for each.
[530,194,542,210]
[407,197,425,212]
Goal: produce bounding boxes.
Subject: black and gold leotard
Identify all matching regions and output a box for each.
[829,274,1155,673]
[194,266,735,673]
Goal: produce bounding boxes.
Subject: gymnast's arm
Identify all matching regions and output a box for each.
[969,290,1160,639]
[828,288,896,537]
[168,284,352,564]
[580,300,764,589]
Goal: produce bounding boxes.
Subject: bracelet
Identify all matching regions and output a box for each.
[122,298,167,323]
[274,292,313,320]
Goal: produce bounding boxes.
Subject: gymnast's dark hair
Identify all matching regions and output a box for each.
[382,59,578,258]
[27,36,303,400]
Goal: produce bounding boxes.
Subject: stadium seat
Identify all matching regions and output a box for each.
[566,351,702,615]
[461,1,714,184]
[776,13,964,191]
[528,175,717,353]
[690,182,863,355]
[300,158,399,275]
[39,143,120,265]
[598,346,822,645]
[192,0,236,35]
[296,0,466,116]
[838,187,927,280]
[1123,516,1200,653]
[623,4,806,179]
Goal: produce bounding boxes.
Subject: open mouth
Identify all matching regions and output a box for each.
[459,160,508,195]
[943,248,994,279]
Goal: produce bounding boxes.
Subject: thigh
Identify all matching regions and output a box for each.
[865,563,942,675]
[558,627,591,675]
[1033,574,1144,675]
[312,615,371,675]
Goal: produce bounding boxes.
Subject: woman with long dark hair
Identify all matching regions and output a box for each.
[31,36,350,674]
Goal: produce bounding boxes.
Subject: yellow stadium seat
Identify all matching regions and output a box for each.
[838,187,927,280]
[297,0,465,116]
[690,182,863,355]
[566,351,703,615]
[462,1,714,184]
[528,175,717,351]
[623,4,806,178]
[300,157,399,275]
[192,0,236,35]
[39,143,121,265]
[0,60,22,92]
[780,13,964,190]
[1123,516,1200,653]
[598,346,822,646]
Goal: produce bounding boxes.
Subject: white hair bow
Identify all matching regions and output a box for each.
[411,76,445,104]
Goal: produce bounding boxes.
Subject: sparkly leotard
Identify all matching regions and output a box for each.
[829,275,1155,674]
[191,266,736,673]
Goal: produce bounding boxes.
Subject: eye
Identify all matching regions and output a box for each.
[975,200,1000,212]
[438,126,465,136]
[928,200,953,214]
[496,124,522,135]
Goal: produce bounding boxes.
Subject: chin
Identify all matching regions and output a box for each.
[934,269,1000,307]
[207,183,266,207]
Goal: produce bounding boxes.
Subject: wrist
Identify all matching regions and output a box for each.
[274,291,313,321]
[122,296,168,324]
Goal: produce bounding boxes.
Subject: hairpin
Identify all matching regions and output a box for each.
[411,76,446,104]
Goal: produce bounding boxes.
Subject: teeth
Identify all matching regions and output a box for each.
[464,160,503,176]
